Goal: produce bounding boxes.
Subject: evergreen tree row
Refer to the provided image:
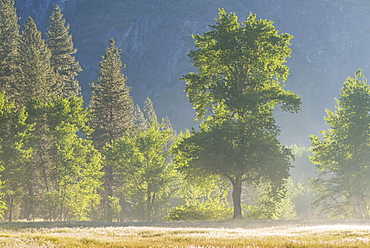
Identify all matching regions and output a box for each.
[0,0,180,222]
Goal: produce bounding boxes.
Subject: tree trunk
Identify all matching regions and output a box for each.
[105,165,114,222]
[231,177,243,219]
[8,195,13,222]
[146,188,152,222]
[24,182,34,220]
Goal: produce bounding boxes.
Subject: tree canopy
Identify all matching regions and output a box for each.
[178,9,301,219]
[310,69,370,219]
[0,0,20,100]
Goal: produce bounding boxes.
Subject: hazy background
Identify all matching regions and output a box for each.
[14,0,370,145]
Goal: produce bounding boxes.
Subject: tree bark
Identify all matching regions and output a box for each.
[231,177,243,219]
[146,188,152,222]
[8,195,13,222]
[105,165,114,222]
[24,182,34,220]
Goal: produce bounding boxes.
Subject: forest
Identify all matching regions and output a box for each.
[1,0,370,223]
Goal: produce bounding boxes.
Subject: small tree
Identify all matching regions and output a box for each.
[51,122,102,220]
[106,121,175,221]
[310,69,370,219]
[143,96,157,124]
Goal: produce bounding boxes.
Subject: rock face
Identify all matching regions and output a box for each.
[14,0,370,145]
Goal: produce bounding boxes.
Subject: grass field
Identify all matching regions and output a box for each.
[1,220,370,247]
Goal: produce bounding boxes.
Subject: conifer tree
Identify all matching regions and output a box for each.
[90,38,134,149]
[143,96,157,124]
[46,5,82,97]
[0,0,20,100]
[18,17,57,105]
[133,104,148,131]
[89,38,134,222]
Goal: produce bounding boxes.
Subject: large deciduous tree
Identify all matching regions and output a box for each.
[22,96,101,221]
[89,38,134,222]
[310,69,370,219]
[177,9,301,219]
[46,5,82,97]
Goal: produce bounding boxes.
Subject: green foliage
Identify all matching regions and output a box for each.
[46,5,82,97]
[18,96,102,221]
[0,92,32,220]
[166,204,230,221]
[166,176,232,221]
[18,17,56,105]
[0,0,20,100]
[143,96,157,124]
[175,117,294,219]
[133,104,147,131]
[51,122,102,220]
[243,178,312,220]
[89,38,134,149]
[310,69,370,219]
[183,9,300,121]
[89,38,135,221]
[106,119,175,221]
[178,9,300,219]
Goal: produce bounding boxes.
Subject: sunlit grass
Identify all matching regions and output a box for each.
[1,221,370,247]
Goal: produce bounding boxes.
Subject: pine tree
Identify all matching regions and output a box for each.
[89,38,134,222]
[46,5,82,97]
[89,38,134,149]
[18,17,57,105]
[143,96,157,124]
[133,104,148,131]
[0,0,20,100]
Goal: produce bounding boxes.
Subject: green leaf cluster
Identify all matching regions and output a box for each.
[310,69,370,219]
[106,119,176,221]
[177,9,300,219]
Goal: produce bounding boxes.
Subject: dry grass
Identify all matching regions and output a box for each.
[1,220,370,247]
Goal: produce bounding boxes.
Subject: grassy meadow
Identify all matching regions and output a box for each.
[1,220,370,247]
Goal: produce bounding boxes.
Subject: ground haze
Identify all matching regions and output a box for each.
[1,220,370,247]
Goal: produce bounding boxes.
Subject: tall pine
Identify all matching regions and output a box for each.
[18,17,57,105]
[89,38,134,222]
[46,5,82,97]
[0,0,20,100]
[90,38,134,149]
